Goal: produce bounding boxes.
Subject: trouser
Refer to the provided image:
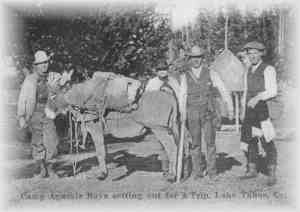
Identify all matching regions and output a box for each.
[187,107,217,176]
[241,102,277,166]
[30,111,58,161]
[248,137,277,165]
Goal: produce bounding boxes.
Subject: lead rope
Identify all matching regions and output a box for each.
[73,117,79,176]
[68,109,73,155]
[68,109,77,176]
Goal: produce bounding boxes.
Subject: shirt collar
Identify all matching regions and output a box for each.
[251,60,262,73]
[191,66,203,78]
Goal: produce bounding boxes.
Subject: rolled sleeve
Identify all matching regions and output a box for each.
[256,66,277,101]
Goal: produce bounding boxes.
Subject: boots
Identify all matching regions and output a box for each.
[240,163,257,180]
[34,159,47,178]
[244,151,249,173]
[191,147,204,180]
[181,155,192,181]
[267,165,277,186]
[47,162,58,178]
[161,158,169,177]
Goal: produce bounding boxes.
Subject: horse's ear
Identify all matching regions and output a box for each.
[69,69,74,78]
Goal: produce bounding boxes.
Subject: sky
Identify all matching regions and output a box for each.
[154,0,294,30]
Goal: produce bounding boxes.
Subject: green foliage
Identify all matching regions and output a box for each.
[8,4,171,77]
[6,4,294,83]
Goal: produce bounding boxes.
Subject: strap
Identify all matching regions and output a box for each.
[69,78,110,119]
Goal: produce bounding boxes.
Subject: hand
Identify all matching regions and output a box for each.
[131,103,138,110]
[19,117,27,129]
[247,97,259,108]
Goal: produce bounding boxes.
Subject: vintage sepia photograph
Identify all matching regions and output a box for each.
[0,0,297,209]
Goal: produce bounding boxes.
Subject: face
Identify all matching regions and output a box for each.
[36,62,49,76]
[239,52,251,69]
[190,56,203,69]
[247,49,263,65]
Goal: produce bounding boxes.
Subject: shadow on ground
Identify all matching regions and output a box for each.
[216,152,242,174]
[11,149,270,181]
[10,149,163,180]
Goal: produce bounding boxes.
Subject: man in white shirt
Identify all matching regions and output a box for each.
[240,41,278,186]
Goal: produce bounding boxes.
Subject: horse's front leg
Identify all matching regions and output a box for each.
[151,127,177,183]
[79,121,88,150]
[86,121,108,180]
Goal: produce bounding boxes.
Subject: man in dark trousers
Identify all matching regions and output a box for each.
[182,45,233,181]
[240,41,278,186]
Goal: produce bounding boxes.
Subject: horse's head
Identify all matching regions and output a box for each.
[126,78,142,103]
[50,73,143,115]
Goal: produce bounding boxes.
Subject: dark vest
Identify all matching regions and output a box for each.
[246,62,268,102]
[36,77,49,105]
[186,67,212,108]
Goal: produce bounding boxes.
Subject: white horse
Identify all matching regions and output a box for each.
[50,72,180,182]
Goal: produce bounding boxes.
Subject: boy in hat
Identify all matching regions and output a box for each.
[240,41,278,186]
[182,45,233,181]
[18,50,59,178]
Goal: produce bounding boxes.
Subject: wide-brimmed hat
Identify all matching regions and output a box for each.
[33,50,50,65]
[242,41,265,51]
[186,45,205,57]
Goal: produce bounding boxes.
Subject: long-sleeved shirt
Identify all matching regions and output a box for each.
[17,72,39,121]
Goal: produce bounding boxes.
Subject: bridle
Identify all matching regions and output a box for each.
[132,79,147,105]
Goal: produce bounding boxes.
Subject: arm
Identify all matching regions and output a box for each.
[210,70,234,119]
[241,70,248,120]
[257,66,277,100]
[247,66,277,108]
[17,75,37,127]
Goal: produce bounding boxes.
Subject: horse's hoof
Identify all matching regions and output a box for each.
[78,144,86,150]
[32,173,48,179]
[164,172,176,183]
[97,172,108,181]
[48,172,59,179]
[162,170,170,177]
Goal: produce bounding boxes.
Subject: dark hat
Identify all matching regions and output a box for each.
[186,45,206,57]
[242,41,265,51]
[156,60,169,71]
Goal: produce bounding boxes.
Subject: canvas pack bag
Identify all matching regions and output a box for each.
[210,49,246,92]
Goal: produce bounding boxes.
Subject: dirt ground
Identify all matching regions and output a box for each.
[2,123,297,208]
[1,84,297,208]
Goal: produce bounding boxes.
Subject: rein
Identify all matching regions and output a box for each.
[132,79,147,105]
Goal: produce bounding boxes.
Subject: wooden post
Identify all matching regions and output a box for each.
[69,110,73,154]
[234,92,239,132]
[73,119,79,176]
[176,74,187,183]
[224,14,229,50]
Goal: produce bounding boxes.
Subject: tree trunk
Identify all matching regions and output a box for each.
[224,15,229,50]
[278,8,286,56]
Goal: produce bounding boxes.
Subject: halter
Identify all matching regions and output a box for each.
[132,79,147,105]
